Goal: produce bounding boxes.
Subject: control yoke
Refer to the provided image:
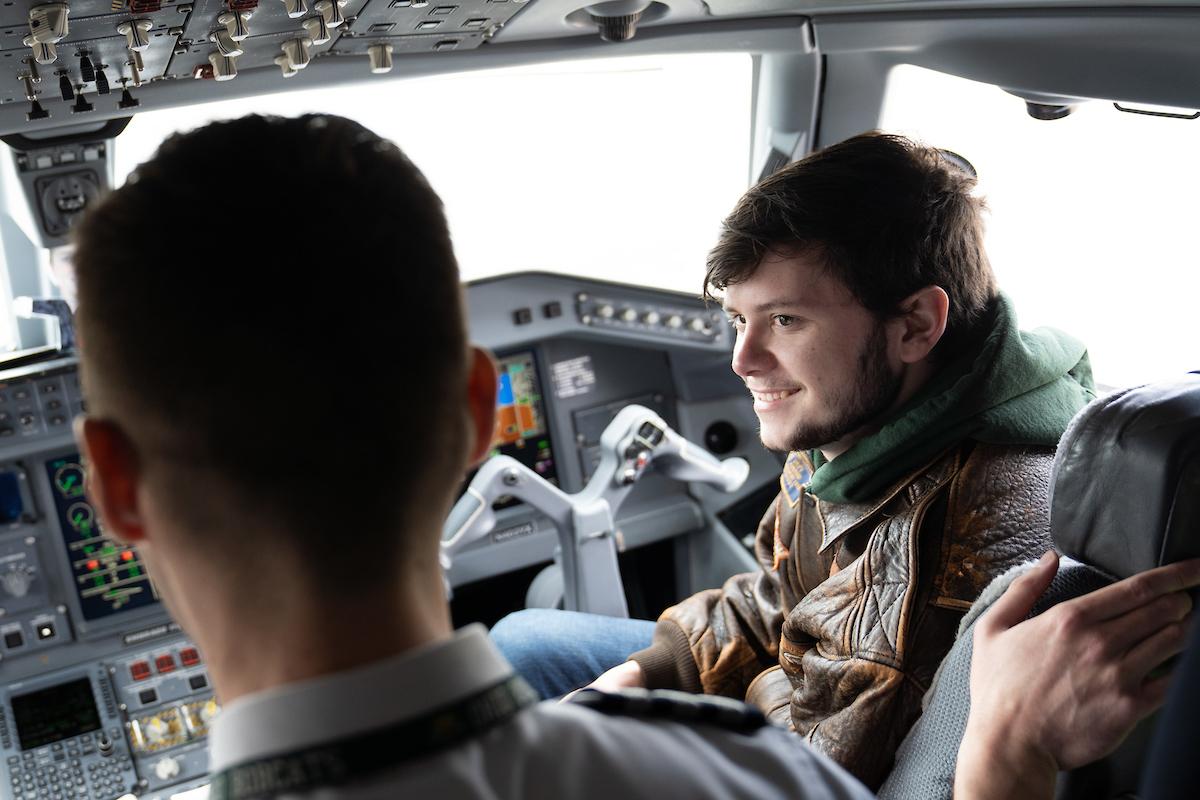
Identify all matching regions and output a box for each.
[441,405,749,617]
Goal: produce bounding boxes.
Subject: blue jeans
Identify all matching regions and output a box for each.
[490,609,657,700]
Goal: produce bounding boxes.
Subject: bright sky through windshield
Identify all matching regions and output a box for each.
[114,54,753,295]
[882,65,1200,388]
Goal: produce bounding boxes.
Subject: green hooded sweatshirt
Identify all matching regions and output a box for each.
[806,294,1095,504]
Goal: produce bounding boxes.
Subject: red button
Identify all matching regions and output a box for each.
[154,654,176,674]
[129,661,151,681]
[179,647,201,667]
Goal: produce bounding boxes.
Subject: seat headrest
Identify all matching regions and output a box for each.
[1051,373,1200,579]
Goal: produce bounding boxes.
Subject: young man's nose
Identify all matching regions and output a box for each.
[731,324,773,377]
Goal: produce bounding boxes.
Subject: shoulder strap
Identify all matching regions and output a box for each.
[208,675,538,800]
[567,687,768,734]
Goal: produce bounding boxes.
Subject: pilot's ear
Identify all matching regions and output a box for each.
[895,285,950,364]
[75,417,146,543]
[465,346,498,466]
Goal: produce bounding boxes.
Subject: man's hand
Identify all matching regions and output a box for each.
[955,552,1200,800]
[587,660,646,692]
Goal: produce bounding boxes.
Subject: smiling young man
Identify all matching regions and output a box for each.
[493,132,1096,789]
[723,252,939,460]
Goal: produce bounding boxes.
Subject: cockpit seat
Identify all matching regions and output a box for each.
[879,372,1200,800]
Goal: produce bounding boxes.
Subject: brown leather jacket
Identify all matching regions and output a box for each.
[630,441,1054,790]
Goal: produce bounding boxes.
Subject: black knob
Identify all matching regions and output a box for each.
[589,11,644,42]
[26,99,49,121]
[79,54,95,83]
[118,88,139,110]
[94,67,110,95]
[703,421,738,455]
[58,74,72,102]
[71,90,93,114]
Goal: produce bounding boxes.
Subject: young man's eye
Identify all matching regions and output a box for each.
[727,314,746,330]
[773,314,795,327]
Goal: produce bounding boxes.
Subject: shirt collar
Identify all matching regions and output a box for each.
[208,624,512,771]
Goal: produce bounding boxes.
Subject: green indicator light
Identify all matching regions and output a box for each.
[538,440,549,449]
[83,545,94,554]
[102,546,117,557]
[92,576,104,587]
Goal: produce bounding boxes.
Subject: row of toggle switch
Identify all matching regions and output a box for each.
[592,303,714,334]
[208,0,397,82]
[209,0,352,81]
[18,3,147,120]
[575,292,725,341]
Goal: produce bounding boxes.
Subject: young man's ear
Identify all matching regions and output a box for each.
[75,417,146,543]
[895,285,950,364]
[465,346,498,466]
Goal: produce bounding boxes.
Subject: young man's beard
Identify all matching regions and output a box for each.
[779,321,903,453]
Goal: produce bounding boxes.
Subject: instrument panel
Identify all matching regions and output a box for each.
[0,272,771,800]
[0,359,211,800]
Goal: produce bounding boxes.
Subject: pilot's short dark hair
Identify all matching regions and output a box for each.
[705,132,998,360]
[73,115,467,561]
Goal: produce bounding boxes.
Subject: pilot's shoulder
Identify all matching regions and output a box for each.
[503,690,872,799]
[562,687,767,733]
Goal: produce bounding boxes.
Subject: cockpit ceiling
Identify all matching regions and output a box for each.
[0,0,1197,138]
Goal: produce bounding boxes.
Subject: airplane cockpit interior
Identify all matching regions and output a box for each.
[0,1,1195,799]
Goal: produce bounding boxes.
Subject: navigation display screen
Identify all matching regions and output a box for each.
[11,678,101,750]
[489,351,557,486]
[46,455,160,621]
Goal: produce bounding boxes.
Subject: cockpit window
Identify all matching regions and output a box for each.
[881,64,1200,388]
[114,54,752,294]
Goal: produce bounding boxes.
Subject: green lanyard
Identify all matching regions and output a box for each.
[207,675,538,800]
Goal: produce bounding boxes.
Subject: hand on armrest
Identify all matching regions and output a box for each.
[955,552,1200,800]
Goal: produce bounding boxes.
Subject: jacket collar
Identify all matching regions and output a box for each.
[809,445,964,553]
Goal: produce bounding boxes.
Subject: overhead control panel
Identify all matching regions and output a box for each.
[0,0,532,123]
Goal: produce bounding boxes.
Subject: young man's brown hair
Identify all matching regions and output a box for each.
[705,131,997,359]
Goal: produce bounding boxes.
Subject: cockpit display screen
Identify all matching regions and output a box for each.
[11,678,101,750]
[45,455,160,621]
[489,351,557,486]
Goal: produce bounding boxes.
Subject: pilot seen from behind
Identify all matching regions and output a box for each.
[67,114,1193,800]
[493,132,1098,789]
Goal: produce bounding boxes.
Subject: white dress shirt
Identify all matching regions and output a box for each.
[209,624,873,800]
